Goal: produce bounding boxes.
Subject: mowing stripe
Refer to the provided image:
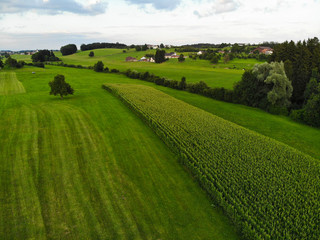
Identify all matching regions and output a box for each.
[0,72,25,95]
[1,103,180,239]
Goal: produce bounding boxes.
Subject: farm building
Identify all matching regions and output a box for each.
[251,46,273,55]
[165,52,177,59]
[126,56,137,62]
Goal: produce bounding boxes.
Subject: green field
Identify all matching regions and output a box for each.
[0,72,26,95]
[56,49,247,89]
[0,66,239,239]
[12,48,261,89]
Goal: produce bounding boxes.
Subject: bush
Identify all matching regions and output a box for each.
[290,109,305,123]
[93,61,104,72]
[110,69,119,73]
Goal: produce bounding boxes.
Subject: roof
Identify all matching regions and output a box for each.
[126,56,137,61]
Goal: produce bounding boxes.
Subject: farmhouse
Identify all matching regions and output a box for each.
[251,46,273,55]
[126,56,137,62]
[197,51,203,55]
[139,56,148,62]
[165,52,177,59]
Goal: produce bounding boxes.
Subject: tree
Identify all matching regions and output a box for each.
[223,54,230,64]
[155,49,166,63]
[160,43,165,49]
[179,77,187,90]
[89,51,94,57]
[49,74,74,99]
[0,59,3,69]
[4,56,23,68]
[302,90,320,127]
[32,50,59,62]
[178,54,185,62]
[94,61,104,72]
[264,61,293,108]
[142,44,148,51]
[60,44,77,56]
[304,69,319,101]
[211,55,219,64]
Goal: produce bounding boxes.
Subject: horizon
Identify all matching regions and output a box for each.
[1,0,319,51]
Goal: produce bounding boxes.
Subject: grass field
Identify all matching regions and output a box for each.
[0,66,239,239]
[12,48,261,89]
[0,72,26,95]
[56,49,247,89]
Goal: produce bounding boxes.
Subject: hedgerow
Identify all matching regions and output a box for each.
[103,83,320,240]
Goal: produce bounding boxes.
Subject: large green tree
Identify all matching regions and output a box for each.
[264,62,293,107]
[60,44,77,56]
[32,50,59,62]
[49,74,74,99]
[155,49,166,63]
[234,62,292,111]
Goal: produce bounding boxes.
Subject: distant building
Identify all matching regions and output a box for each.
[165,52,177,59]
[126,56,137,62]
[149,57,155,63]
[197,51,203,55]
[251,46,273,55]
[139,56,148,62]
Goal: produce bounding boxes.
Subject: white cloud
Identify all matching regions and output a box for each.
[125,0,181,10]
[194,0,240,17]
[0,0,108,15]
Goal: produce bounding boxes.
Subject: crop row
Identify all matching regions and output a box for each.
[103,83,320,240]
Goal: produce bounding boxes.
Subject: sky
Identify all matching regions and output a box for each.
[0,0,319,50]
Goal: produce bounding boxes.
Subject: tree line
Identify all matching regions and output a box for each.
[80,42,127,51]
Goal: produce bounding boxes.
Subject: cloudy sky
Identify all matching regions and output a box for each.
[0,0,319,50]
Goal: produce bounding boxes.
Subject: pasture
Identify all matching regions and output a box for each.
[0,66,239,239]
[13,48,260,89]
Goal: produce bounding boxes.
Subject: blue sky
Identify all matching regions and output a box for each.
[0,0,319,50]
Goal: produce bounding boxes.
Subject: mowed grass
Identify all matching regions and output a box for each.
[0,66,239,239]
[0,72,26,95]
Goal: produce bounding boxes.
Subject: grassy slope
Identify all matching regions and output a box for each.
[0,72,26,95]
[57,49,246,89]
[12,49,261,89]
[0,66,239,239]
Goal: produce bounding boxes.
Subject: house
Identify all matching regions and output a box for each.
[251,46,273,55]
[218,50,225,54]
[126,56,137,62]
[139,56,148,62]
[149,57,155,63]
[197,51,203,55]
[165,52,177,59]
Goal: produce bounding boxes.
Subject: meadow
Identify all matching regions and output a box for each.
[13,48,260,89]
[0,66,239,239]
